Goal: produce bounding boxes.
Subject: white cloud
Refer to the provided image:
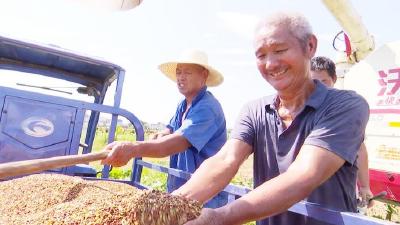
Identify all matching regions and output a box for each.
[202,33,216,39]
[217,12,259,40]
[212,48,251,55]
[316,33,335,43]
[219,60,255,67]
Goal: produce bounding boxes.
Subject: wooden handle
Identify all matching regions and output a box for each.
[0,151,109,180]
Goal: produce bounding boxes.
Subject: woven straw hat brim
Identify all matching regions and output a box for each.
[158,62,223,87]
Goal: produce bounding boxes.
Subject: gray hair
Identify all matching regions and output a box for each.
[255,12,313,51]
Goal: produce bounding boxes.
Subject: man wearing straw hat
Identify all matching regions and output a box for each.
[101,49,228,208]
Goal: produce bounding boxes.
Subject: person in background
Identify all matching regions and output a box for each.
[311,56,373,208]
[101,49,228,208]
[309,56,337,87]
[175,12,369,225]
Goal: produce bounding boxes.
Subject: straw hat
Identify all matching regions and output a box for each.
[158,49,224,87]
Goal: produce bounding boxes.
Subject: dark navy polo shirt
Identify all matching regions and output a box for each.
[231,80,369,225]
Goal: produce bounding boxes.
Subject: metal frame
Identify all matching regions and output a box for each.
[131,159,393,225]
[130,162,392,225]
[0,87,144,137]
[0,85,145,176]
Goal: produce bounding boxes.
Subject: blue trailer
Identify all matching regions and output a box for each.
[0,35,390,225]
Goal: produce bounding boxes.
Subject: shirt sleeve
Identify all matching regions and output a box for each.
[175,105,222,152]
[304,92,370,164]
[230,102,255,148]
[166,116,174,131]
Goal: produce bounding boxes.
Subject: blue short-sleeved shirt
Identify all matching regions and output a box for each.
[166,87,228,208]
[231,80,369,225]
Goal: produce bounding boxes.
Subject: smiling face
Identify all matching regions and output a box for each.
[175,63,208,99]
[254,20,317,95]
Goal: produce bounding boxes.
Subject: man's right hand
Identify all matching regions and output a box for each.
[100,141,136,167]
[184,208,228,225]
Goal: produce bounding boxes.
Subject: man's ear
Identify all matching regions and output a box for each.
[202,69,209,80]
[308,34,318,57]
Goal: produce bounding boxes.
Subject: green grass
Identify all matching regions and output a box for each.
[141,167,168,191]
[139,158,168,191]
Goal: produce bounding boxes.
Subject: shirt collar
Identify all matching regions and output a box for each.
[264,79,328,111]
[181,86,208,110]
[192,86,208,106]
[264,95,278,111]
[304,79,329,109]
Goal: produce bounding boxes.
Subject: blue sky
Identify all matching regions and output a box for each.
[0,0,399,128]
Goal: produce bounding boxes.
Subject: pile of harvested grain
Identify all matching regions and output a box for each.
[0,174,202,225]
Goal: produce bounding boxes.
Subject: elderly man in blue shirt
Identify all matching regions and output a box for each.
[101,49,228,208]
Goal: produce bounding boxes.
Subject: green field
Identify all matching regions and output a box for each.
[91,127,399,224]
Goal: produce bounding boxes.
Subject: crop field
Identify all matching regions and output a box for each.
[90,127,399,224]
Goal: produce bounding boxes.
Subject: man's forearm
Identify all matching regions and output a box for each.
[132,133,191,158]
[217,169,315,224]
[216,145,345,225]
[357,143,370,188]
[177,151,240,203]
[177,139,251,203]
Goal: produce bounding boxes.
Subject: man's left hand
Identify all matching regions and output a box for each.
[358,186,374,208]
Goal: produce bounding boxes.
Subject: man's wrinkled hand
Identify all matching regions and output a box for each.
[358,187,374,208]
[100,141,135,167]
[184,208,225,225]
